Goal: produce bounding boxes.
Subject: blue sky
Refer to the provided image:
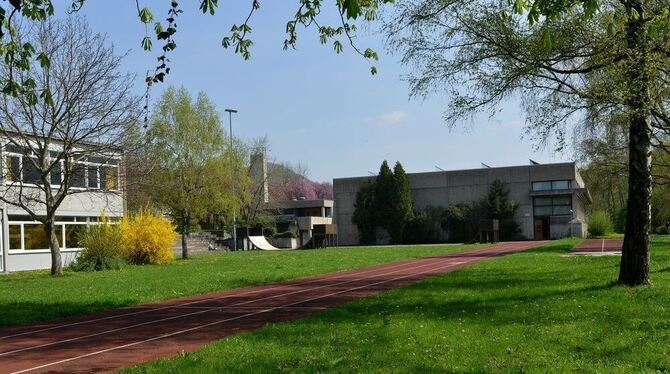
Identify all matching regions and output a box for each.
[74,1,570,182]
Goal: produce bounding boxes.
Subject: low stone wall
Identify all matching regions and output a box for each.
[171,231,228,253]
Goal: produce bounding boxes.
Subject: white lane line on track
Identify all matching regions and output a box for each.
[0,249,469,341]
[0,248,504,357]
[10,250,507,374]
[155,305,331,310]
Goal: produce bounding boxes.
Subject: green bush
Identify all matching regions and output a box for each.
[71,222,124,271]
[588,211,614,237]
[656,225,670,235]
[273,231,296,239]
[263,226,277,238]
[402,210,442,244]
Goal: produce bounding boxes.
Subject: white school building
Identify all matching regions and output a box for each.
[0,139,124,272]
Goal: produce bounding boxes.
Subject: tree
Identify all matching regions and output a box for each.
[480,180,518,220]
[352,160,415,244]
[0,1,390,110]
[0,17,139,275]
[389,161,413,243]
[372,160,396,241]
[352,180,376,245]
[267,161,310,201]
[313,181,334,199]
[480,179,521,241]
[386,0,670,286]
[442,203,480,243]
[145,86,233,259]
[580,136,670,233]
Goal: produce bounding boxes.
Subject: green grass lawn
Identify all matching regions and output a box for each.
[0,244,478,328]
[125,236,670,373]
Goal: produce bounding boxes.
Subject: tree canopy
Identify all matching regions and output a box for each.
[144,86,236,258]
[353,160,414,244]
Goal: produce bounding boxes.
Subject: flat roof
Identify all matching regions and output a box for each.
[266,199,334,209]
[333,161,576,182]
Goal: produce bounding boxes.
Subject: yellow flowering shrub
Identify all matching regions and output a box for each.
[120,209,177,265]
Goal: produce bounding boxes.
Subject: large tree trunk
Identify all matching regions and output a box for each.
[46,221,63,276]
[619,3,652,286]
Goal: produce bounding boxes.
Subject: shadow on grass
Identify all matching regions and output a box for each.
[527,240,579,254]
[0,300,134,329]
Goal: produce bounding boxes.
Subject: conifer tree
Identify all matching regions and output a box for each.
[389,162,414,243]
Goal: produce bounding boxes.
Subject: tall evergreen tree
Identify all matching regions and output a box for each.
[389,162,414,243]
[352,180,376,245]
[373,160,395,238]
[480,180,521,241]
[481,180,518,219]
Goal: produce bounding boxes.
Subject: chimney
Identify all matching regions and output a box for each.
[250,152,269,204]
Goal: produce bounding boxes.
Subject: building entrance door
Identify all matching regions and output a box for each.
[534,218,550,240]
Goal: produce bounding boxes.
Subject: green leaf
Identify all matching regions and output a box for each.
[370,66,378,75]
[199,0,218,15]
[36,52,50,68]
[334,40,343,54]
[342,0,361,19]
[40,88,53,106]
[363,48,378,61]
[139,7,154,24]
[22,78,36,89]
[141,36,152,51]
[26,91,38,106]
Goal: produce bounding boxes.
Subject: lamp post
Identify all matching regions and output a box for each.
[225,108,238,251]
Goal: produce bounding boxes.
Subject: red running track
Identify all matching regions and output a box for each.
[0,241,547,374]
[571,239,623,253]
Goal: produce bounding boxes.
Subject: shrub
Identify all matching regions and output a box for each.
[441,203,483,243]
[402,209,442,244]
[71,218,124,271]
[588,211,614,237]
[121,209,178,265]
[273,231,296,239]
[656,225,670,235]
[263,226,277,238]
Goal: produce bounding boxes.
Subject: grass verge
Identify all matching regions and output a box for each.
[0,244,477,328]
[126,237,670,373]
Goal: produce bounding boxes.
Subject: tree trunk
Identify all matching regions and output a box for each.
[181,214,189,259]
[619,4,652,286]
[46,221,63,276]
[181,232,188,259]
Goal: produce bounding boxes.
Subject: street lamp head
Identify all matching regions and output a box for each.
[224,109,238,114]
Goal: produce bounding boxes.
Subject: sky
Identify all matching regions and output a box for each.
[72,1,571,182]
